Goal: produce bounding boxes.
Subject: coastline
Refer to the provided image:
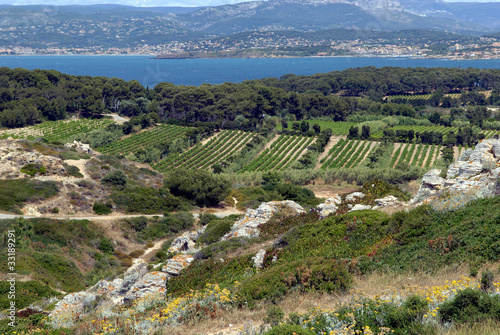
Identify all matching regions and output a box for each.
[1,53,498,61]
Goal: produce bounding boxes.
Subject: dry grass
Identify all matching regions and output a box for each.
[163,263,500,335]
[443,319,500,335]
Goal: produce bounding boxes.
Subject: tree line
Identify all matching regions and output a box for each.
[1,66,499,131]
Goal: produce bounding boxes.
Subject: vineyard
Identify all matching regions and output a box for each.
[98,124,188,156]
[482,129,500,139]
[0,119,114,142]
[371,125,459,140]
[154,130,253,172]
[241,134,316,172]
[320,139,377,169]
[385,90,491,101]
[318,138,444,170]
[389,143,441,168]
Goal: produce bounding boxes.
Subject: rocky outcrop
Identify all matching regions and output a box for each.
[162,254,195,276]
[316,195,341,219]
[222,200,305,240]
[49,260,168,322]
[411,139,500,206]
[345,192,365,202]
[168,227,206,253]
[372,196,400,210]
[350,204,372,212]
[64,140,96,155]
[0,140,67,179]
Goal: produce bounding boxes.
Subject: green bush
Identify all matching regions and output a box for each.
[0,280,61,310]
[93,202,112,215]
[98,238,114,254]
[481,270,495,292]
[197,217,234,245]
[236,258,352,307]
[129,249,145,258]
[20,163,46,176]
[198,213,219,226]
[164,169,230,207]
[138,212,195,240]
[111,186,188,214]
[63,164,83,178]
[167,255,253,295]
[263,324,314,335]
[195,238,248,260]
[439,288,500,324]
[264,306,285,326]
[101,170,127,187]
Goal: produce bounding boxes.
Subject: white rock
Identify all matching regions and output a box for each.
[222,200,305,241]
[372,196,400,209]
[252,249,266,269]
[123,271,168,303]
[345,192,365,202]
[162,254,195,276]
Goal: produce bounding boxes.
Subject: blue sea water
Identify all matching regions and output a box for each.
[1,55,500,87]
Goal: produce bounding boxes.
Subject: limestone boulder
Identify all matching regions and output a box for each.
[316,195,342,219]
[168,227,206,253]
[123,271,168,304]
[162,254,195,276]
[372,196,400,210]
[345,192,365,202]
[119,261,149,294]
[221,200,305,241]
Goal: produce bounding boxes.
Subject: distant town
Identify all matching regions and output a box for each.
[2,32,500,59]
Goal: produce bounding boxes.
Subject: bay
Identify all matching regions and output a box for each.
[1,55,500,87]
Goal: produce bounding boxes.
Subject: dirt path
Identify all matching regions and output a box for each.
[261,134,279,151]
[391,143,404,168]
[359,141,378,165]
[64,159,90,179]
[201,131,223,146]
[315,136,345,169]
[304,184,358,199]
[429,146,443,167]
[132,238,168,265]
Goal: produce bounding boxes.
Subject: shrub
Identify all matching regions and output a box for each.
[101,170,127,187]
[236,258,352,307]
[196,217,234,245]
[198,213,219,226]
[20,163,46,176]
[98,238,114,254]
[164,169,230,207]
[63,164,83,178]
[111,186,188,214]
[195,238,248,260]
[144,242,155,249]
[481,270,495,292]
[439,288,500,324]
[93,202,112,215]
[130,216,149,232]
[129,249,145,258]
[121,258,133,267]
[114,250,132,260]
[50,207,59,214]
[264,306,285,326]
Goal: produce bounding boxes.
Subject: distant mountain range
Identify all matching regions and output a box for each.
[0,0,499,49]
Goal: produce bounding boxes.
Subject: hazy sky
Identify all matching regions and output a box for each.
[0,0,497,7]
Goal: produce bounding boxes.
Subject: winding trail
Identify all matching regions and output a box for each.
[0,213,235,221]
